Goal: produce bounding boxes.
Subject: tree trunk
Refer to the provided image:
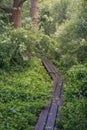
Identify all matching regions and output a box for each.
[30,0,39,28]
[0,0,26,28]
[11,9,22,28]
[11,0,22,28]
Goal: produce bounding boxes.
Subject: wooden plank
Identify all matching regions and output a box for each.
[42,58,62,81]
[45,62,57,79]
[35,104,51,130]
[45,99,58,130]
[44,80,61,130]
[54,83,64,129]
[42,60,56,80]
[35,57,64,130]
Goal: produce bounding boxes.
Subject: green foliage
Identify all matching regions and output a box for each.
[51,0,70,25]
[52,28,87,73]
[59,98,87,130]
[0,13,58,69]
[0,10,10,33]
[0,30,25,68]
[51,41,80,73]
[40,0,70,35]
[0,0,12,6]
[22,1,32,29]
[59,55,78,72]
[9,29,37,66]
[0,57,52,130]
[57,65,87,130]
[54,19,79,43]
[0,33,12,68]
[39,0,87,75]
[0,28,57,68]
[53,0,87,42]
[54,0,87,126]
[77,43,87,63]
[65,65,87,99]
[40,4,55,35]
[34,34,57,58]
[66,0,83,19]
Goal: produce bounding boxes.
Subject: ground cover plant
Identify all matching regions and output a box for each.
[56,65,87,130]
[0,57,52,130]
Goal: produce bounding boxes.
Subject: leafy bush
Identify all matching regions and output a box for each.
[50,40,79,72]
[0,33,12,68]
[0,28,57,68]
[53,0,87,44]
[65,65,87,99]
[0,9,10,34]
[0,57,52,130]
[77,43,87,63]
[9,29,38,66]
[58,98,87,130]
[34,34,57,58]
[40,0,70,35]
[57,65,87,130]
[59,55,78,72]
[51,0,70,25]
[54,19,81,43]
[40,1,56,35]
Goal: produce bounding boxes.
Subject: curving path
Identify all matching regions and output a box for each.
[35,57,64,130]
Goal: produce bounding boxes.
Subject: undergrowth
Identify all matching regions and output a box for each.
[0,57,52,130]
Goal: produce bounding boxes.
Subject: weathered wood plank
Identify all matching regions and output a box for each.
[45,99,58,130]
[35,104,51,130]
[35,57,64,130]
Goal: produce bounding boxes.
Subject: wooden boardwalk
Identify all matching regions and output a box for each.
[35,57,64,130]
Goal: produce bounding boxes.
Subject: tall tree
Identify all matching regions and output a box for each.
[30,0,39,28]
[0,0,26,28]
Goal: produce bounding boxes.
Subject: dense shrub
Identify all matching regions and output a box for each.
[0,33,12,68]
[57,65,87,130]
[40,0,70,35]
[58,98,87,130]
[51,0,70,25]
[0,57,52,130]
[54,18,85,44]
[59,55,78,72]
[40,1,56,35]
[53,0,87,46]
[9,29,38,66]
[34,34,57,58]
[65,65,87,99]
[77,43,87,63]
[0,29,57,68]
[0,9,10,34]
